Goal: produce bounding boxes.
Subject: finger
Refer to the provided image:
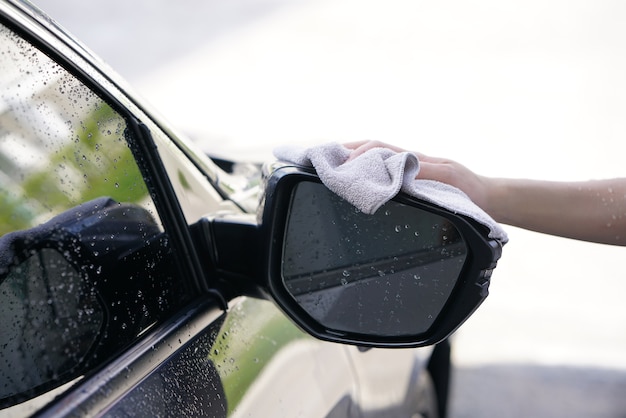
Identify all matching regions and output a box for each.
[415,152,443,163]
[343,140,369,150]
[345,140,411,162]
[345,141,384,162]
[415,161,447,182]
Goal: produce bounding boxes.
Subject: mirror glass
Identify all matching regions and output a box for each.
[282,182,467,337]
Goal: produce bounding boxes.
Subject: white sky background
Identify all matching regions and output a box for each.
[37,0,626,370]
[139,0,626,179]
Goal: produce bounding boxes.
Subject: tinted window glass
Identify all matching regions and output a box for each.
[0,27,151,233]
[0,248,103,399]
[0,23,187,412]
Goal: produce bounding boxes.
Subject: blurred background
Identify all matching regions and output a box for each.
[34,0,626,416]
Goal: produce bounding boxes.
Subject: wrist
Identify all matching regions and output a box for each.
[477,177,509,223]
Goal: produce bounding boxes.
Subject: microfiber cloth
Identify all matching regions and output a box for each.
[273,142,508,243]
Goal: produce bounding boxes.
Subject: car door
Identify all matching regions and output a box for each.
[0,2,365,417]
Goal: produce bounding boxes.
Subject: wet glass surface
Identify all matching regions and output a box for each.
[0,25,152,235]
[0,22,185,412]
[0,249,103,401]
[283,182,467,336]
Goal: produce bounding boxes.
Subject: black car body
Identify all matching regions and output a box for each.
[0,1,502,416]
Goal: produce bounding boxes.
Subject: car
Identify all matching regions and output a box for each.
[0,1,502,417]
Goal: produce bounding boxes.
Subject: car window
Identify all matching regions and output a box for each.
[0,22,189,413]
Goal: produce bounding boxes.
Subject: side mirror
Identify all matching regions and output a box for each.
[203,166,502,348]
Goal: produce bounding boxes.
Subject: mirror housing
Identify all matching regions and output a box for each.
[204,165,502,348]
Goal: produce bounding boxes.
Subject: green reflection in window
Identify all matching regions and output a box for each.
[0,24,148,236]
[1,104,148,235]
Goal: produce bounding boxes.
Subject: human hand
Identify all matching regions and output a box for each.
[343,140,492,210]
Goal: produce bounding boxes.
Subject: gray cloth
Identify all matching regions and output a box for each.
[273,142,508,243]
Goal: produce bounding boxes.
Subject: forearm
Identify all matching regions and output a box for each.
[485,178,626,245]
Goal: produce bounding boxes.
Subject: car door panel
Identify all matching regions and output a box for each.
[95,297,357,418]
[214,298,357,417]
[346,346,433,416]
[35,299,225,418]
